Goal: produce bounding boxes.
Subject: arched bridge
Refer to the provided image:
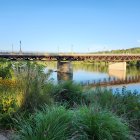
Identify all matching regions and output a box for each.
[0,52,140,62]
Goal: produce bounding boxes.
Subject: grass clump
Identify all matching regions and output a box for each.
[52,81,84,108]
[84,87,140,138]
[15,105,132,140]
[74,106,131,140]
[14,62,54,112]
[15,106,73,140]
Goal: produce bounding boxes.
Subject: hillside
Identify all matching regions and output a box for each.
[93,47,140,54]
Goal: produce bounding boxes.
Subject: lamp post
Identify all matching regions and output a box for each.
[12,44,13,53]
[71,44,73,54]
[57,45,59,53]
[19,40,22,53]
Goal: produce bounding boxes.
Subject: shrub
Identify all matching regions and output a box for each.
[15,105,132,140]
[0,59,12,79]
[0,61,54,128]
[0,89,19,128]
[16,106,73,140]
[74,106,131,140]
[14,62,54,112]
[51,81,84,108]
[84,87,140,138]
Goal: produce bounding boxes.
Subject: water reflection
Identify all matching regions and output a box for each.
[109,83,140,93]
[45,62,140,81]
[57,72,73,81]
[108,69,126,80]
[45,61,140,92]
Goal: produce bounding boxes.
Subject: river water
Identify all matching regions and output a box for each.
[45,62,140,93]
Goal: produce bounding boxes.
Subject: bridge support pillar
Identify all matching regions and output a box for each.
[108,62,126,80]
[57,61,73,73]
[57,61,73,81]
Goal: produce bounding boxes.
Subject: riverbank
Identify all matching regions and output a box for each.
[0,60,140,139]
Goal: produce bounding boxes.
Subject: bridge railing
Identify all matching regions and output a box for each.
[0,51,140,55]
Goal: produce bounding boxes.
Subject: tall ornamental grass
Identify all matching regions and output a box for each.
[74,106,131,140]
[15,105,132,140]
[14,61,54,112]
[16,106,73,140]
[0,61,54,128]
[84,87,140,138]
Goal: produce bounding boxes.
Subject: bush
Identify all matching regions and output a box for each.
[0,88,19,128]
[16,105,132,140]
[51,81,84,108]
[84,87,140,138]
[0,61,54,128]
[14,62,54,112]
[16,106,73,140]
[0,59,12,79]
[74,106,131,140]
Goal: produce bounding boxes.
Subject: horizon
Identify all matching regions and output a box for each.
[0,0,140,52]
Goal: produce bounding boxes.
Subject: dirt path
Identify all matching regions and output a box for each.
[0,134,8,140]
[0,130,15,140]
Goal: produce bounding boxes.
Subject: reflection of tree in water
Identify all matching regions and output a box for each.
[42,61,108,72]
[57,72,73,81]
[42,61,57,70]
[42,61,140,77]
[72,62,108,73]
[126,66,140,76]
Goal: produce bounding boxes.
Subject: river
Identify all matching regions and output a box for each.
[45,62,140,93]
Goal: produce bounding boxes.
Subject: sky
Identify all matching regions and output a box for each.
[0,0,140,52]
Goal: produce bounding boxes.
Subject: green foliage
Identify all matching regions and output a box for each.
[0,59,12,79]
[16,106,73,140]
[51,81,84,108]
[92,47,140,66]
[72,62,108,73]
[74,106,130,140]
[0,59,139,139]
[93,47,140,54]
[0,75,19,128]
[13,61,54,112]
[0,61,53,128]
[15,105,131,140]
[84,87,140,137]
[0,95,17,114]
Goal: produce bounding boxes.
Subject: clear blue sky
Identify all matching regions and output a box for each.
[0,0,140,52]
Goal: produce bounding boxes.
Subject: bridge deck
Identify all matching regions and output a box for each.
[0,52,140,62]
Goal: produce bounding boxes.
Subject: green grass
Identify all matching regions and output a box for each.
[0,60,139,139]
[51,81,84,108]
[74,106,131,140]
[84,87,140,138]
[15,106,73,140]
[0,61,54,128]
[15,105,132,140]
[13,61,54,112]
